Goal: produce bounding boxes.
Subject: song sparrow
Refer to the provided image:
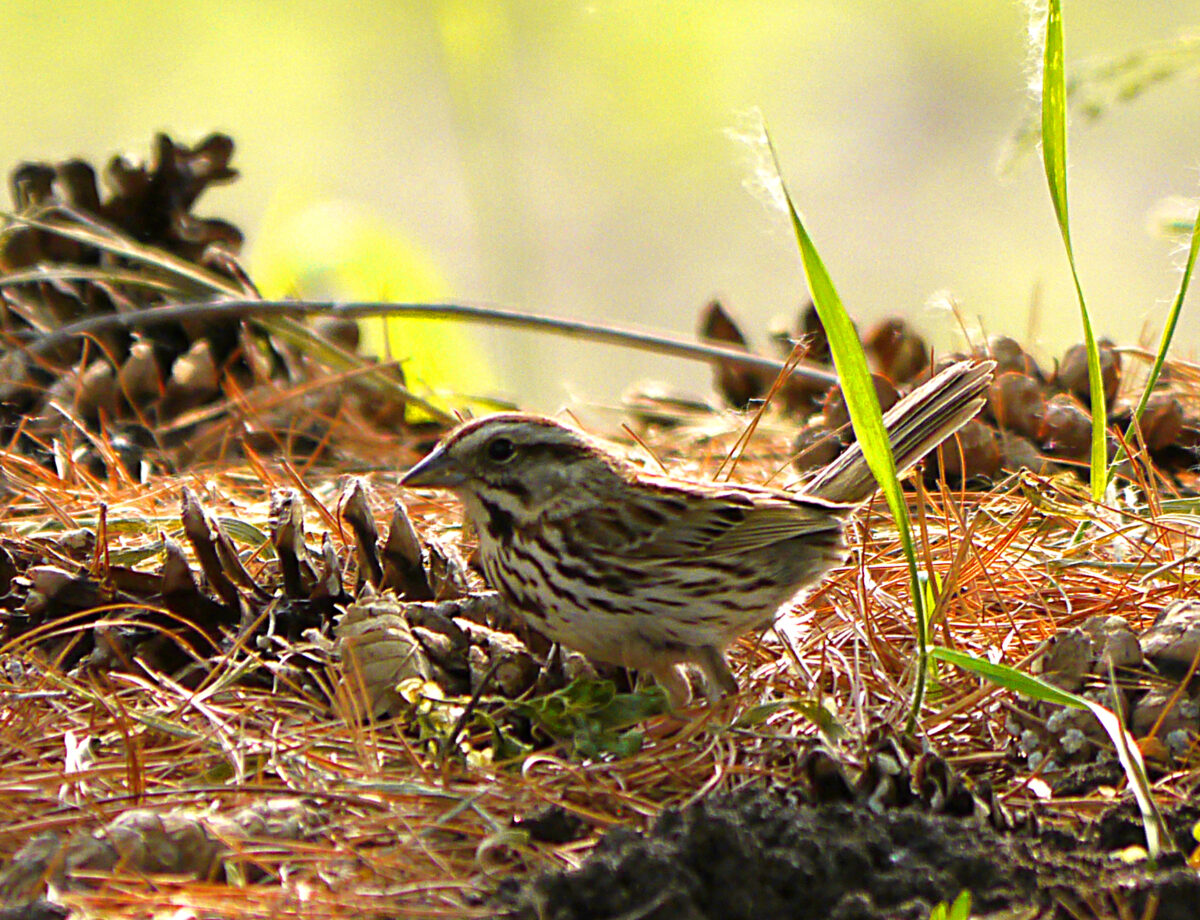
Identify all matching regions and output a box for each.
[402,359,995,706]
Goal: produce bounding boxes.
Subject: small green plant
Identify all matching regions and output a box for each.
[508,678,667,760]
[928,889,971,920]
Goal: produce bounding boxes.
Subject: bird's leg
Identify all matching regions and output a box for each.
[650,663,693,710]
[696,645,739,701]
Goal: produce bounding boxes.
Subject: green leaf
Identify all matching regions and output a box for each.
[733,697,849,741]
[512,678,667,759]
[948,889,972,920]
[928,890,972,920]
[477,712,535,763]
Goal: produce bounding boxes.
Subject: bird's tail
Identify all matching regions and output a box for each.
[802,359,995,505]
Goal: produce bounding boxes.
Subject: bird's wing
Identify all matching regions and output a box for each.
[703,498,847,555]
[557,480,845,559]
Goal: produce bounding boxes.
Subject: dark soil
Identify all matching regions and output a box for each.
[495,788,1200,920]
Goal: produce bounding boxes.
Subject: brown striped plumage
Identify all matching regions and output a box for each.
[402,359,994,706]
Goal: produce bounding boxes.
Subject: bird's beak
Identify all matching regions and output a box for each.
[401,446,467,489]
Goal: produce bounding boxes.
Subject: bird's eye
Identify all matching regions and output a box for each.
[486,436,516,463]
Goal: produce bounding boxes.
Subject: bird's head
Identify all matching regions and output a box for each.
[401,414,626,521]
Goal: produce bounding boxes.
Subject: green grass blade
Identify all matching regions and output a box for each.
[763,140,902,541]
[932,646,1168,857]
[763,132,929,729]
[1000,35,1200,173]
[1041,0,1107,501]
[1113,201,1200,476]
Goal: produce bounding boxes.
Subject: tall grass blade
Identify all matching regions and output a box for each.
[1114,201,1200,477]
[762,132,930,730]
[1001,35,1200,173]
[932,646,1168,857]
[1041,0,1108,501]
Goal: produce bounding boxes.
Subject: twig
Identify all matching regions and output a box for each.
[16,298,839,387]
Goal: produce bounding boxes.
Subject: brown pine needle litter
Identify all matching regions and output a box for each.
[6,135,1200,916]
[2,399,1200,918]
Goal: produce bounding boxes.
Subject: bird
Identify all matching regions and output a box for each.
[401,358,995,707]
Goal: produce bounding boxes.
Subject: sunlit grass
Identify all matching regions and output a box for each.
[1115,204,1200,476]
[934,0,1172,858]
[764,130,933,731]
[1040,0,1107,502]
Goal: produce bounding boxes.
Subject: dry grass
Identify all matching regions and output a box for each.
[1,409,1199,918]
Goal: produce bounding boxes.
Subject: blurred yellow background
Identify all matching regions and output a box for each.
[3,1,1197,413]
